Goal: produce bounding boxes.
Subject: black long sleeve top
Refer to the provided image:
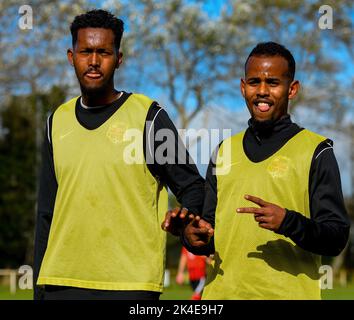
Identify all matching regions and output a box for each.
[183,115,350,257]
[33,92,205,297]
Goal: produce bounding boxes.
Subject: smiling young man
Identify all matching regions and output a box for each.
[33,9,204,300]
[169,42,350,299]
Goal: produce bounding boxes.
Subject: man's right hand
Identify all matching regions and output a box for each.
[161,207,194,236]
[184,216,214,247]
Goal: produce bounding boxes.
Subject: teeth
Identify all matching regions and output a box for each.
[258,102,270,107]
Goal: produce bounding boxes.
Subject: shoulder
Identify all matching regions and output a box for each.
[314,139,334,160]
[298,129,333,158]
[54,96,80,114]
[217,130,246,151]
[300,129,327,144]
[129,93,155,108]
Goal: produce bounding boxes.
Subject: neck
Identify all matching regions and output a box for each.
[81,84,118,107]
[249,114,291,137]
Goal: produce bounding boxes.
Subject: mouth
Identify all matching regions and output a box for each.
[254,100,273,112]
[85,71,103,79]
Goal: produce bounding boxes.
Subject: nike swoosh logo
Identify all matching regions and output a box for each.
[59,130,74,140]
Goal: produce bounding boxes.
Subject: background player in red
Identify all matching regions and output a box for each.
[175,246,210,300]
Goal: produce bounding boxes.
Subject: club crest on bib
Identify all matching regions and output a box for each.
[106,122,128,144]
[267,156,291,178]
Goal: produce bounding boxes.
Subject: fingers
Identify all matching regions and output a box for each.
[161,207,196,234]
[254,214,270,224]
[185,217,214,246]
[179,207,189,219]
[170,208,178,217]
[190,217,214,236]
[199,219,214,237]
[191,215,201,227]
[244,194,268,207]
[235,207,270,221]
[171,207,194,220]
[236,207,265,214]
[235,209,273,230]
[161,209,175,231]
[168,207,185,219]
[236,195,269,214]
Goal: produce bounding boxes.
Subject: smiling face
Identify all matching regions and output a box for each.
[240,55,299,122]
[67,27,122,97]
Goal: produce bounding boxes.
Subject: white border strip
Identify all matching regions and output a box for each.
[315,145,333,160]
[46,116,51,145]
[147,108,163,158]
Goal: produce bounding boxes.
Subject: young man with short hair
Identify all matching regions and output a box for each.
[33,9,204,300]
[164,42,350,300]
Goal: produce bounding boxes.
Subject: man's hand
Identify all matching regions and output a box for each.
[236,195,286,232]
[161,207,194,236]
[184,216,214,247]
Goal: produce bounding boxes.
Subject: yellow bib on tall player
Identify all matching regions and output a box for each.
[37,94,168,292]
[203,129,326,300]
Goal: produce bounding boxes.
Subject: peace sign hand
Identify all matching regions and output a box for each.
[236,195,286,232]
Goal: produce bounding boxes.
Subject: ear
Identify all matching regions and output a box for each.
[116,51,123,69]
[288,80,300,100]
[67,49,74,67]
[240,78,246,98]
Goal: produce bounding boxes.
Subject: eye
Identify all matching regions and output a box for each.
[98,49,111,56]
[267,79,280,86]
[247,79,260,86]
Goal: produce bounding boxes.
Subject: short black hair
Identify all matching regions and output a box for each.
[70,9,124,51]
[245,42,296,80]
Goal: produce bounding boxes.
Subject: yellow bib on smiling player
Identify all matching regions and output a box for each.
[202,129,326,300]
[37,94,168,292]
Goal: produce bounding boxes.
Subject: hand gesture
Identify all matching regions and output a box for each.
[161,207,194,236]
[236,195,286,232]
[184,216,214,247]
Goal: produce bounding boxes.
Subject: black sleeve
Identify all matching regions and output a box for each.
[277,140,350,256]
[180,144,222,256]
[201,143,222,228]
[144,103,205,215]
[33,115,57,300]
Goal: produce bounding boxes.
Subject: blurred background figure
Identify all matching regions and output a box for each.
[175,246,210,300]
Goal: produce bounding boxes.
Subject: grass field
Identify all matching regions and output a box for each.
[1,282,353,300]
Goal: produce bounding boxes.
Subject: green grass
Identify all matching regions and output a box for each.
[321,283,354,300]
[0,285,33,300]
[161,283,193,300]
[0,284,194,300]
[1,282,353,300]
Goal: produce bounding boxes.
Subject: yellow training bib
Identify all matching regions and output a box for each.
[38,94,168,292]
[203,129,326,300]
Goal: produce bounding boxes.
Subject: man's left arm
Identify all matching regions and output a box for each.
[145,103,205,218]
[276,140,350,256]
[237,140,350,256]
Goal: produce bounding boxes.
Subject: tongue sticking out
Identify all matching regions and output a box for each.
[257,102,271,112]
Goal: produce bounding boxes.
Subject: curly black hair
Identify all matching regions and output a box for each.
[70,9,124,50]
[245,42,296,80]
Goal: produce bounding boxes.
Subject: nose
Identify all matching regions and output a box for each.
[257,81,269,96]
[89,52,100,67]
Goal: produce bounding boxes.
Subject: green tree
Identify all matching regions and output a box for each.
[111,0,353,129]
[0,86,67,267]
